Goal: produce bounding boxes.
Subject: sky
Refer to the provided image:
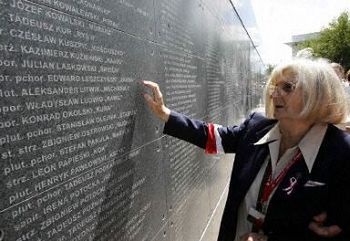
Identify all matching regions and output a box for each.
[242,0,350,65]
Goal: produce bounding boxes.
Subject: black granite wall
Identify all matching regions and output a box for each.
[0,0,264,240]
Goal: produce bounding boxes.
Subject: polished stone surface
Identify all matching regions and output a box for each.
[0,0,264,240]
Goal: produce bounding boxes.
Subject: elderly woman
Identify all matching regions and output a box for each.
[143,58,350,241]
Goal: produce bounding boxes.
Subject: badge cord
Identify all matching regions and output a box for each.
[252,149,303,231]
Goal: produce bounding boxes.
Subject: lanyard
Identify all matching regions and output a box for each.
[260,149,303,205]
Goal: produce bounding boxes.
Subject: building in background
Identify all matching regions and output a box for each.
[286,32,320,56]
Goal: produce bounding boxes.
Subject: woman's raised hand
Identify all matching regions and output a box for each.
[142,80,170,122]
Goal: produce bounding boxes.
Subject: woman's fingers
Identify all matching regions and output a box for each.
[142,80,170,122]
[142,80,163,107]
[308,222,342,237]
[142,80,164,104]
[143,93,156,108]
[308,212,342,237]
[312,212,327,223]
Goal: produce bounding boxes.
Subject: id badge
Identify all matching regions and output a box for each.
[247,207,265,227]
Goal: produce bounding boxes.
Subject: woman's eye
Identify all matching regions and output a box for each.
[281,83,295,93]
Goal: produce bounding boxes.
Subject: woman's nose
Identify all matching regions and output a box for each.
[270,88,280,98]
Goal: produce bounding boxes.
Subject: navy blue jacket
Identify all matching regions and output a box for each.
[164,111,350,241]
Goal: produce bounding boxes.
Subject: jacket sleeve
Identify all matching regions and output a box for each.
[163,110,253,154]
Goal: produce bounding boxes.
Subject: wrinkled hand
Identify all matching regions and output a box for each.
[240,232,268,241]
[142,80,170,122]
[308,212,342,237]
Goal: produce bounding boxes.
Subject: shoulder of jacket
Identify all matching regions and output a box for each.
[247,112,277,130]
[327,124,350,147]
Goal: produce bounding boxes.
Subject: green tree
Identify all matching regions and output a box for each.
[298,12,350,70]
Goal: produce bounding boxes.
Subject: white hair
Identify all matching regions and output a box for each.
[265,58,348,124]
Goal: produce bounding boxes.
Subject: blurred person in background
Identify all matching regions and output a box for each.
[344,69,350,132]
[331,62,345,82]
[343,68,350,101]
[295,47,315,59]
[143,58,350,241]
[346,69,350,85]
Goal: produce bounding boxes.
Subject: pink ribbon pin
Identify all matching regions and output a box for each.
[283,177,298,195]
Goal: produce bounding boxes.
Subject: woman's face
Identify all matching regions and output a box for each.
[269,78,304,121]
